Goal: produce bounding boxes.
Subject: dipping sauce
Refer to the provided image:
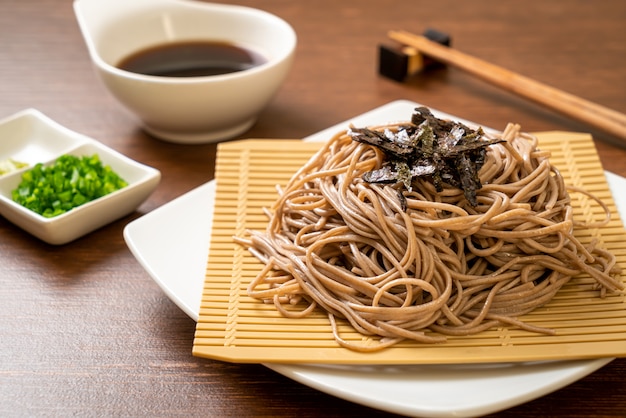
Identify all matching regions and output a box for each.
[116,40,267,77]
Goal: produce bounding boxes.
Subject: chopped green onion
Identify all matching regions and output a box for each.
[11,154,128,218]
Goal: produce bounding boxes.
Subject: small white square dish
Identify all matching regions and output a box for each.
[0,109,160,244]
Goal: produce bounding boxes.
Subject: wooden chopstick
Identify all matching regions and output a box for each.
[388,30,626,142]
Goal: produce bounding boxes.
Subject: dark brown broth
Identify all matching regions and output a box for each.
[116,40,267,77]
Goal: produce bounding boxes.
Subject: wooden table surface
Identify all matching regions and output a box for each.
[1,1,625,416]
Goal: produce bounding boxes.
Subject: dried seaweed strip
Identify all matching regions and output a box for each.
[349,127,414,159]
[348,106,504,206]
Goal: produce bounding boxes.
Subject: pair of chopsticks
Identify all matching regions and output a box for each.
[387,30,626,142]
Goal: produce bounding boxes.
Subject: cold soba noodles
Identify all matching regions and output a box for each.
[236,107,623,352]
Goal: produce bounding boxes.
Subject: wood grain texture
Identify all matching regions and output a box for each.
[1,0,625,416]
[387,30,626,140]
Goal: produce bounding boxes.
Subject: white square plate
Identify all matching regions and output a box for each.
[123,101,624,417]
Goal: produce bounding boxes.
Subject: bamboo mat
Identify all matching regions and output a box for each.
[193,132,626,364]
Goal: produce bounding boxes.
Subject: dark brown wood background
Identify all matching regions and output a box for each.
[1,1,624,416]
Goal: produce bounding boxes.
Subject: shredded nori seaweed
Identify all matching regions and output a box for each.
[348,106,504,206]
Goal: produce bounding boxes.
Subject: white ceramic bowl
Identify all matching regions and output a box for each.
[73,0,297,144]
[0,109,161,245]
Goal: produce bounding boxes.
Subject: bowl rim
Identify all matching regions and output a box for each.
[73,0,298,84]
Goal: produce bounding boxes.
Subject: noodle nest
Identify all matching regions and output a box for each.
[237,121,623,352]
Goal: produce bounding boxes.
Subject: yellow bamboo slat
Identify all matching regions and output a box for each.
[193,133,626,364]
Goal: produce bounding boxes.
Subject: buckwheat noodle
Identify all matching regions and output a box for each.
[236,122,623,352]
